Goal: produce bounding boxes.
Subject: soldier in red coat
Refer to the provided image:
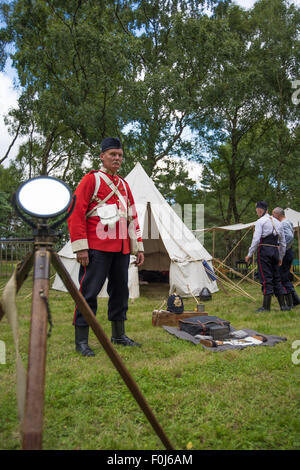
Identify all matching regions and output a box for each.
[68,137,144,356]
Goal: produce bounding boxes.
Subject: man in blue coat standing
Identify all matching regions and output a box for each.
[272,207,300,309]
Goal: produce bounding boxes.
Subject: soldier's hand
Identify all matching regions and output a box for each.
[135,252,144,267]
[245,256,250,264]
[77,249,89,267]
[278,260,282,266]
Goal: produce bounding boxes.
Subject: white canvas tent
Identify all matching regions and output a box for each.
[125,163,218,296]
[52,162,218,298]
[284,208,300,228]
[52,241,140,298]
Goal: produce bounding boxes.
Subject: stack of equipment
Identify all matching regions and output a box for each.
[178,315,230,341]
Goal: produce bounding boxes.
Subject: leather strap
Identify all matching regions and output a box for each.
[1,267,26,423]
[86,171,128,219]
[269,215,281,239]
[258,243,279,248]
[180,319,225,332]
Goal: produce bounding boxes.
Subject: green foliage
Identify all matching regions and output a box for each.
[0,163,30,238]
[0,0,299,229]
[190,0,300,228]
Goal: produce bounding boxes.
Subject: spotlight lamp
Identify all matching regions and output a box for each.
[13,176,75,232]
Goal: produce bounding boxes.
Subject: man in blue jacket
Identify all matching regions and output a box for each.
[272,207,300,309]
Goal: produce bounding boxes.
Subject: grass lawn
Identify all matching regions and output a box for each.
[0,277,299,450]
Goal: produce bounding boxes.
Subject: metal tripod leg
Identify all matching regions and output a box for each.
[51,250,174,450]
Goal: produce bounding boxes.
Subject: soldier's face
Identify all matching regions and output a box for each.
[100,148,123,173]
[256,207,264,218]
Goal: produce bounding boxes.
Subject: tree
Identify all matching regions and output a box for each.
[120,0,223,176]
[0,0,220,185]
[188,0,299,226]
[0,0,136,178]
[0,163,28,238]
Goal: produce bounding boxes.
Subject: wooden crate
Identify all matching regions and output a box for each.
[152,310,207,327]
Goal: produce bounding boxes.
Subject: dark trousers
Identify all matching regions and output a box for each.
[73,249,130,327]
[279,248,294,294]
[257,234,286,296]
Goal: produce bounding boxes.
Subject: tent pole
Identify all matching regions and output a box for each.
[236,265,257,286]
[298,223,300,270]
[297,223,300,286]
[212,229,215,259]
[252,227,255,280]
[212,264,256,300]
[222,227,252,265]
[213,257,259,287]
[147,201,151,240]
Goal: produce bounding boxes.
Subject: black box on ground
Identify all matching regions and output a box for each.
[179,315,230,340]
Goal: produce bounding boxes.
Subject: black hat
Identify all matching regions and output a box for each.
[167,293,184,314]
[256,201,268,211]
[101,137,122,152]
[199,287,212,301]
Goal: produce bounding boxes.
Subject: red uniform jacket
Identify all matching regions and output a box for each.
[68,167,144,254]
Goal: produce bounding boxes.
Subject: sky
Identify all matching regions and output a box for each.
[0,0,299,178]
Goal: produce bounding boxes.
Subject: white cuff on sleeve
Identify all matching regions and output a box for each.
[137,242,144,252]
[71,239,89,253]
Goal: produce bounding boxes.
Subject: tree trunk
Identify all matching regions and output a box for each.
[41,129,57,175]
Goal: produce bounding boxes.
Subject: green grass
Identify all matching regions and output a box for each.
[0,278,300,450]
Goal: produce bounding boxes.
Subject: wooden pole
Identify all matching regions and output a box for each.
[147,201,151,240]
[222,227,252,265]
[22,247,50,450]
[212,229,215,259]
[297,222,300,268]
[51,250,174,450]
[236,265,257,286]
[213,264,256,301]
[213,257,259,287]
[16,251,34,292]
[252,226,255,280]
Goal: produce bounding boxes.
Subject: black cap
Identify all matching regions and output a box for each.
[101,137,122,152]
[256,201,268,211]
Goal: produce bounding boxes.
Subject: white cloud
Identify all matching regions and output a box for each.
[0,72,22,166]
[234,0,256,8]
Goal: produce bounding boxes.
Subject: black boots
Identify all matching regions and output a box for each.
[75,322,140,355]
[285,293,294,310]
[111,320,141,347]
[291,290,300,306]
[277,294,290,311]
[256,294,272,312]
[256,293,297,313]
[75,325,95,357]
